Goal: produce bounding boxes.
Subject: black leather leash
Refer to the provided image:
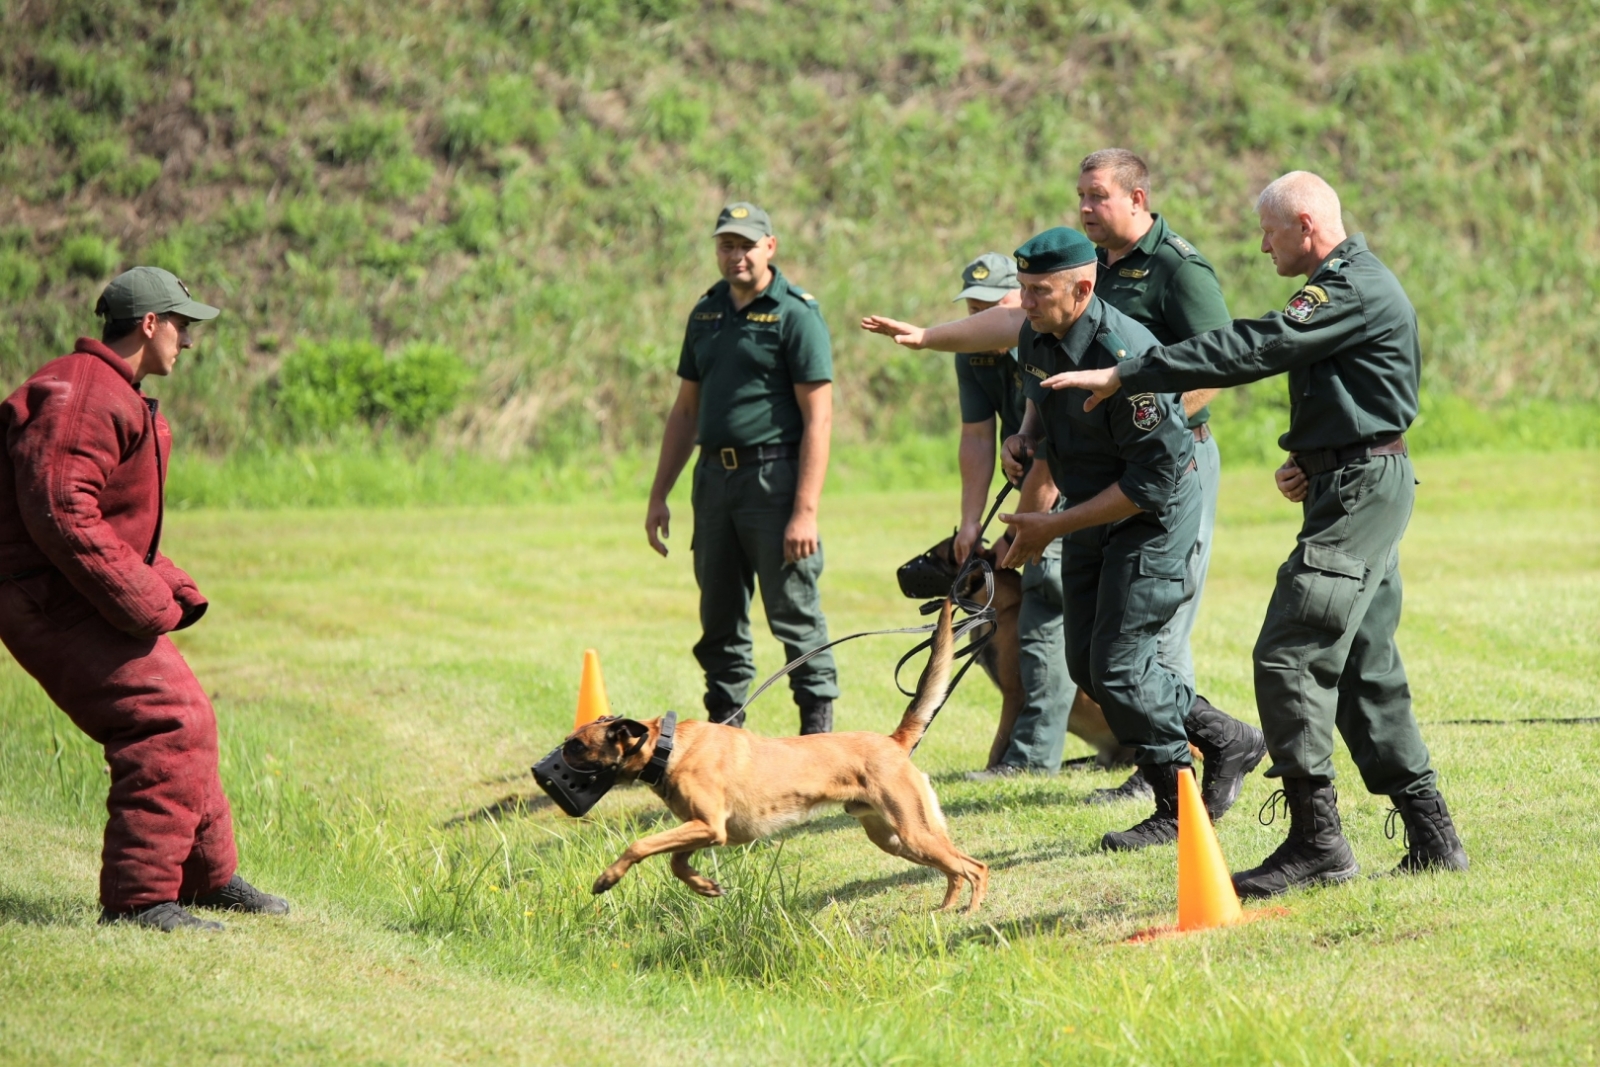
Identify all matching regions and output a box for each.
[727,543,1004,740]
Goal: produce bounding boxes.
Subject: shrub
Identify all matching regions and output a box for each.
[58,235,119,279]
[371,152,434,200]
[322,113,410,165]
[104,155,162,197]
[73,138,126,185]
[0,250,43,301]
[270,339,471,438]
[644,87,708,145]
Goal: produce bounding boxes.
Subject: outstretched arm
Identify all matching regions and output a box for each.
[861,306,1026,353]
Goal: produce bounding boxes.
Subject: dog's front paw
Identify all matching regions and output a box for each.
[591,869,622,895]
[689,878,723,898]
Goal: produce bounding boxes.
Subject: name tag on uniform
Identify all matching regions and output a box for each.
[746,312,780,323]
[693,312,722,322]
[967,355,996,366]
[1118,267,1149,278]
[1023,363,1047,379]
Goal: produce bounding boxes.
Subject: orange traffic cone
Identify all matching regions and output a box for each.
[1176,766,1243,930]
[573,649,611,730]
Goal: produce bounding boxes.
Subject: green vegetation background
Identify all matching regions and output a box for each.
[3,0,1598,506]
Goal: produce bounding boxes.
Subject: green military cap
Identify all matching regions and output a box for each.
[952,252,1020,302]
[712,202,773,242]
[1013,227,1097,274]
[94,266,220,322]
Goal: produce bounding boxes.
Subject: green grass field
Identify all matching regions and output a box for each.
[2,449,1598,1065]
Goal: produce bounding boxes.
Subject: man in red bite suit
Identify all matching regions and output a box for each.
[0,266,287,932]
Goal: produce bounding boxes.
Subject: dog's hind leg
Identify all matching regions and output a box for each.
[670,850,723,898]
[877,779,989,914]
[592,819,726,895]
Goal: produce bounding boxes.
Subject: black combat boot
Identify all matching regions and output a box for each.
[797,698,834,736]
[1084,769,1154,805]
[185,874,291,915]
[98,901,224,933]
[1100,763,1183,851]
[1184,694,1268,821]
[1231,776,1359,898]
[705,697,745,728]
[1386,791,1469,874]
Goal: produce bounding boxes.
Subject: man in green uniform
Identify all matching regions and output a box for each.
[1064,149,1264,804]
[946,253,1074,779]
[863,228,1262,849]
[1043,172,1470,892]
[646,203,839,735]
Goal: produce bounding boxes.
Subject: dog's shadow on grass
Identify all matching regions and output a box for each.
[806,842,1088,908]
[442,792,556,828]
[0,888,85,927]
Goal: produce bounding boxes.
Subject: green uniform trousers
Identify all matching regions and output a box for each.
[999,552,1077,770]
[690,455,838,713]
[1253,453,1435,796]
[1155,430,1219,689]
[1059,472,1202,767]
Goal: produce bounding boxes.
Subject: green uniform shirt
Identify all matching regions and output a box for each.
[1019,297,1194,516]
[676,267,833,449]
[954,348,1024,440]
[1095,214,1232,429]
[1117,234,1419,453]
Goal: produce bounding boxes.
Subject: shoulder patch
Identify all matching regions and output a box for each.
[1284,285,1330,324]
[1128,393,1163,432]
[1163,235,1198,259]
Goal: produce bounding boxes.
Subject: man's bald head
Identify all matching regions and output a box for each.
[1255,171,1349,278]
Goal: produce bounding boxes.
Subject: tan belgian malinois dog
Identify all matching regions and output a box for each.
[562,600,989,913]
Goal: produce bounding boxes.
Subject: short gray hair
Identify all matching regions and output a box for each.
[1256,171,1342,227]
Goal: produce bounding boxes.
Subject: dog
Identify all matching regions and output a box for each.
[920,534,1136,770]
[560,600,989,913]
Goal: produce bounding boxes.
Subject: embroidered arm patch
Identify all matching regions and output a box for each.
[1129,392,1163,431]
[1284,285,1329,323]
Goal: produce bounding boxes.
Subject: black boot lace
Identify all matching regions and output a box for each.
[1384,805,1409,849]
[1258,788,1289,826]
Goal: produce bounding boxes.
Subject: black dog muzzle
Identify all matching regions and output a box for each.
[897,536,961,600]
[532,712,677,817]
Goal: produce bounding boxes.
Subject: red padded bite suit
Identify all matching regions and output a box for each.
[0,339,236,910]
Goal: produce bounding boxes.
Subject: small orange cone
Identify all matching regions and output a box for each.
[1176,766,1243,930]
[573,649,611,730]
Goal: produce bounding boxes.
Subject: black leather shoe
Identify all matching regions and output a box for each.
[1232,777,1359,898]
[99,901,224,932]
[1100,763,1183,851]
[1184,695,1267,821]
[1386,791,1469,874]
[185,875,290,915]
[798,699,834,735]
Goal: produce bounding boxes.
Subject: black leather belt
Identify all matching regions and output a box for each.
[701,443,799,470]
[1191,424,1211,443]
[1292,434,1407,476]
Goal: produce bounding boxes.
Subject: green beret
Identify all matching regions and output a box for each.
[1014,227,1096,274]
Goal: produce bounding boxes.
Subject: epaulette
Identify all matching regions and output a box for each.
[1098,328,1134,362]
[1320,258,1346,275]
[1163,235,1198,260]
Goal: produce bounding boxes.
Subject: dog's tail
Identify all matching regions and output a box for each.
[891,598,956,751]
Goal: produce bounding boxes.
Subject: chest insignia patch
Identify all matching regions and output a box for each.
[692,312,722,322]
[746,312,780,323]
[1118,267,1149,279]
[1023,363,1047,380]
[1284,285,1329,324]
[1129,392,1163,432]
[967,355,996,366]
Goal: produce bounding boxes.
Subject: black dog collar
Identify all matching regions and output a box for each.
[637,711,676,787]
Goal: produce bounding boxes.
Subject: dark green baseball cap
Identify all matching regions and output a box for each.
[94,266,220,322]
[712,202,773,242]
[1014,227,1097,274]
[953,252,1020,302]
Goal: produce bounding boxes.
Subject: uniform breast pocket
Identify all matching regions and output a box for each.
[1279,543,1367,634]
[1121,551,1189,634]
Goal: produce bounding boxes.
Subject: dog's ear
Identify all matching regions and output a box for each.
[605,718,649,745]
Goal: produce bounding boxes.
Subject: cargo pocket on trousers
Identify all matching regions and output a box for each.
[1282,543,1367,634]
[1120,552,1188,634]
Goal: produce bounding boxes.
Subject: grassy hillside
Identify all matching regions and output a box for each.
[2,0,1597,463]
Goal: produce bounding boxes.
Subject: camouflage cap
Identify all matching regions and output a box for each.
[712,202,773,242]
[952,252,1020,303]
[95,266,220,322]
[1013,227,1097,274]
